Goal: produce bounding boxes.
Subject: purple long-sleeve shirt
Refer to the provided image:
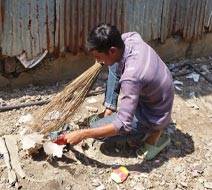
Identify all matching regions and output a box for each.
[112,32,174,134]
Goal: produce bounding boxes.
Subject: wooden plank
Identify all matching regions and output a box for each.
[4,135,26,179]
[0,137,17,185]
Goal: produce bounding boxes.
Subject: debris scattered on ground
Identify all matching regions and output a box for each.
[186,72,200,82]
[174,80,183,91]
[110,166,129,183]
[0,57,211,189]
[21,132,44,150]
[0,135,25,187]
[43,142,65,158]
[86,97,97,103]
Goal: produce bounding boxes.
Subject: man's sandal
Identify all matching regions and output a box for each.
[136,134,171,160]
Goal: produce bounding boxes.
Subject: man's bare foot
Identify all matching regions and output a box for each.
[145,130,162,146]
[103,108,116,117]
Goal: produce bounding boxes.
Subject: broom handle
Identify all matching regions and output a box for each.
[98,61,104,66]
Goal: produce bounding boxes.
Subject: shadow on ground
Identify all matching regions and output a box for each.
[32,128,194,174]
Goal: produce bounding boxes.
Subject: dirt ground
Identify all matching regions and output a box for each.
[0,58,212,190]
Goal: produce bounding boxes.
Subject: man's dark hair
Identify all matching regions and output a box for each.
[86,24,124,54]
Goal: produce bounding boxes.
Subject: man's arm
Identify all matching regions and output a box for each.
[64,123,117,145]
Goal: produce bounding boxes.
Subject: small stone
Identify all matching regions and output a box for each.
[96,184,106,190]
[86,106,98,113]
[180,181,188,188]
[191,170,200,178]
[65,185,72,190]
[91,178,101,187]
[115,148,120,153]
[160,180,166,186]
[98,170,104,175]
[198,177,205,184]
[71,184,81,190]
[204,182,212,189]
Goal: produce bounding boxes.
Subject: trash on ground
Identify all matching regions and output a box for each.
[174,80,183,85]
[186,102,199,110]
[175,85,182,91]
[21,132,44,150]
[17,50,48,69]
[186,73,200,82]
[189,92,196,98]
[20,131,67,158]
[43,142,65,158]
[174,80,183,91]
[86,97,97,103]
[16,114,35,127]
[110,166,129,183]
[49,127,70,145]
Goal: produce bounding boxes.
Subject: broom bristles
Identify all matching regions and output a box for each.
[31,61,103,135]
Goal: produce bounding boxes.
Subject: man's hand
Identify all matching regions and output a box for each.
[64,123,117,145]
[64,130,85,145]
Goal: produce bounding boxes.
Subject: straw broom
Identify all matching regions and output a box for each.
[31,61,103,136]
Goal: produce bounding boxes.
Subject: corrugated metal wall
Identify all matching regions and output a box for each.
[0,0,212,59]
[0,0,56,58]
[54,0,124,54]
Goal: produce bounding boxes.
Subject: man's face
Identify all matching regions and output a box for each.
[91,47,120,66]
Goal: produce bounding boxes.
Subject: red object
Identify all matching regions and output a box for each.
[52,134,67,145]
[110,166,129,183]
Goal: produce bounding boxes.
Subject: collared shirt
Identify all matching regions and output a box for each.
[112,32,174,134]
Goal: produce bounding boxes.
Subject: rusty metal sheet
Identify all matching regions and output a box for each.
[205,0,212,31]
[54,0,125,55]
[124,0,212,42]
[0,0,55,59]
